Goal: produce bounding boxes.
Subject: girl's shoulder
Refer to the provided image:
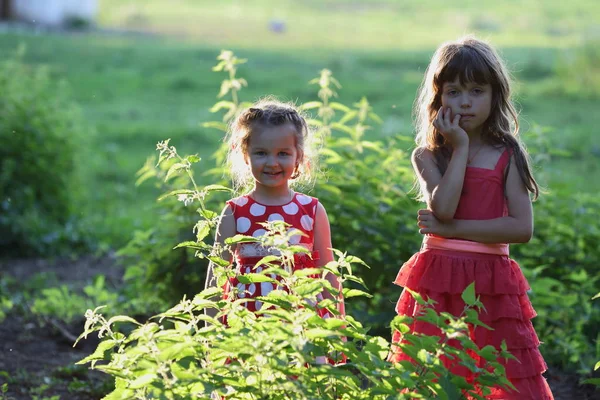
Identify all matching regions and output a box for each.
[411,146,434,161]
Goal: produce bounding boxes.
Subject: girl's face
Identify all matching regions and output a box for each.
[440,78,492,136]
[246,123,300,193]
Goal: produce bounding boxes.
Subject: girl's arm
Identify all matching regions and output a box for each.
[418,156,533,244]
[204,204,236,319]
[413,108,469,222]
[313,202,345,315]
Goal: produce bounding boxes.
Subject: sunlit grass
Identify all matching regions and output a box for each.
[98,0,599,50]
[1,0,598,245]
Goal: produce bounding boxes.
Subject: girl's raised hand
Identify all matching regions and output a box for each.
[432,107,468,148]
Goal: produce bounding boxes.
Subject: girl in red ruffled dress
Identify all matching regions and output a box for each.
[388,36,553,399]
[204,99,344,346]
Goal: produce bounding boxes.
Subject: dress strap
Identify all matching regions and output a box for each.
[494,148,511,172]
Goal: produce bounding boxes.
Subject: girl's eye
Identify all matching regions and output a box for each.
[447,90,458,96]
[255,151,266,156]
[279,152,290,156]
[472,88,483,94]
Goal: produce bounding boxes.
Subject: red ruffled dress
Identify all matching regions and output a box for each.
[389,149,553,399]
[223,192,333,318]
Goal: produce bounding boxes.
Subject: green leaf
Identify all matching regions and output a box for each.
[461,282,477,306]
[207,256,230,267]
[342,288,372,299]
[107,315,141,326]
[201,121,227,132]
[203,184,232,193]
[210,101,236,113]
[157,189,196,201]
[237,274,277,284]
[595,361,600,371]
[330,102,351,112]
[254,255,281,268]
[299,101,322,110]
[194,221,211,241]
[128,373,157,389]
[225,234,257,245]
[76,339,117,365]
[479,345,497,362]
[173,241,212,251]
[165,162,187,181]
[583,378,600,386]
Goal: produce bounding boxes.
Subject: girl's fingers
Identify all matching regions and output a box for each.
[444,107,452,124]
[452,113,461,126]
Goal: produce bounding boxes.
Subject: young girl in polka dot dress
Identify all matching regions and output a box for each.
[205,98,344,323]
[389,37,553,399]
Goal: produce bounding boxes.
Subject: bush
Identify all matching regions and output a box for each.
[78,143,514,398]
[0,49,90,256]
[554,37,600,99]
[119,50,600,378]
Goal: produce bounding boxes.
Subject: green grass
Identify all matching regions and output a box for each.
[1,0,599,247]
[98,0,599,50]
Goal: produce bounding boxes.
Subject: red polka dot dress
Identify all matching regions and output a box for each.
[223,192,328,314]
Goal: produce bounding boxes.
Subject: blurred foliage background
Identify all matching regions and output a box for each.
[1,0,599,395]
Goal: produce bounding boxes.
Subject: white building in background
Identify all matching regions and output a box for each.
[1,0,97,26]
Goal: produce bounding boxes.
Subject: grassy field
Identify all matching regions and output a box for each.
[1,0,599,247]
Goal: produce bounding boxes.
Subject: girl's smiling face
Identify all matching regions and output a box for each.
[440,78,492,135]
[246,123,300,192]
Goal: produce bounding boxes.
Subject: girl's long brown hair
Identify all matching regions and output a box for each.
[414,36,539,199]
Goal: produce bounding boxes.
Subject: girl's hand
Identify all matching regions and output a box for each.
[417,209,455,237]
[432,107,468,148]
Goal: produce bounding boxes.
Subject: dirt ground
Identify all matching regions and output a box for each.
[0,255,597,399]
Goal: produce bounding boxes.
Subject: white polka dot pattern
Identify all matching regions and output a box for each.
[247,283,255,296]
[250,203,266,216]
[237,217,251,233]
[232,197,248,206]
[253,229,267,238]
[225,194,325,316]
[300,215,314,231]
[297,194,312,205]
[237,283,246,298]
[288,228,301,244]
[268,213,284,222]
[261,282,274,296]
[282,202,299,215]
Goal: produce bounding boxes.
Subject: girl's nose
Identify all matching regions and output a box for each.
[266,155,277,166]
[460,94,471,108]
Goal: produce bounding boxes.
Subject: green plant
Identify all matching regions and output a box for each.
[0,278,13,323]
[0,47,91,256]
[301,69,420,333]
[554,36,600,99]
[31,276,119,325]
[78,142,514,398]
[584,292,600,389]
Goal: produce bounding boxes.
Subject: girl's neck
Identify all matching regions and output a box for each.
[249,186,295,206]
[466,130,484,147]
